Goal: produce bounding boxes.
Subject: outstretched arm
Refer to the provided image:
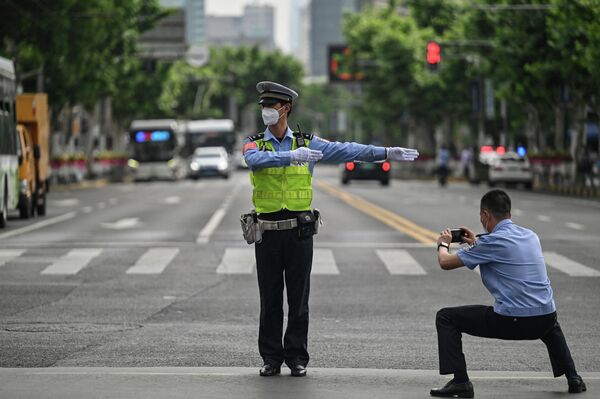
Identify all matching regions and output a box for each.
[309,137,386,163]
[310,136,419,163]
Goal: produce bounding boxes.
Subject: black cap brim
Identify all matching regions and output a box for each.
[258,97,281,105]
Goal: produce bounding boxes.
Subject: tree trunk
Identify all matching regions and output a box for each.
[525,104,539,152]
[554,104,565,150]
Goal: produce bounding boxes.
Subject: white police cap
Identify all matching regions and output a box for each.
[256,81,299,105]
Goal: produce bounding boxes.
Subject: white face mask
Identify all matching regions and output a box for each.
[262,106,285,126]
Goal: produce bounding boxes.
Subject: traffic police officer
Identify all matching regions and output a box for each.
[243,81,419,378]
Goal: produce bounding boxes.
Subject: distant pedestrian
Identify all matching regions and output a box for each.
[460,147,472,181]
[431,189,586,397]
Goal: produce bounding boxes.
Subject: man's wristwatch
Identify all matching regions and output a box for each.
[437,242,450,251]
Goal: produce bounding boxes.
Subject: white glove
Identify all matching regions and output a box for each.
[290,147,323,163]
[386,147,419,161]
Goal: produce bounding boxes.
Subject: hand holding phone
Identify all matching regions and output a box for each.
[450,228,465,243]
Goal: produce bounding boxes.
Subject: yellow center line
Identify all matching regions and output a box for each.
[315,180,438,245]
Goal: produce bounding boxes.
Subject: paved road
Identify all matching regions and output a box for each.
[0,165,598,397]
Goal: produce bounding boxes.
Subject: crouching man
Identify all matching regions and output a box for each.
[431,189,586,398]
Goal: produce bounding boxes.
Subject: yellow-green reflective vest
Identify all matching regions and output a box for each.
[250,136,312,213]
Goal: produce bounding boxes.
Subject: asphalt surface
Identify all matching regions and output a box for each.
[0,165,598,397]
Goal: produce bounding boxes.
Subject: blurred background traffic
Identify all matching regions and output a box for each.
[1,0,599,224]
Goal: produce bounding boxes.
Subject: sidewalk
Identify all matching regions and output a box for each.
[0,368,596,399]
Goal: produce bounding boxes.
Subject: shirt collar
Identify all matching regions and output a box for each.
[264,126,293,143]
[492,219,513,233]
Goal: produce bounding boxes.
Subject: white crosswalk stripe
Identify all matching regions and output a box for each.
[0,249,25,267]
[126,248,180,275]
[1,247,597,278]
[0,249,25,266]
[544,252,600,277]
[216,248,254,274]
[312,249,339,275]
[40,249,102,275]
[376,249,426,275]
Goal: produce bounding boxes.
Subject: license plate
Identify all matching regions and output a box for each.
[361,163,375,170]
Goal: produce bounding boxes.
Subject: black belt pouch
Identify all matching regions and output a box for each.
[296,211,317,238]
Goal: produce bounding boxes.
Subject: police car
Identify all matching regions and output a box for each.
[488,151,533,189]
[341,161,391,186]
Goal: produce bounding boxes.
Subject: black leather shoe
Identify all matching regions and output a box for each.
[290,365,307,377]
[568,375,587,394]
[259,364,280,377]
[430,379,474,398]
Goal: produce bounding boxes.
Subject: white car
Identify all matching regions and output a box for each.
[188,146,231,179]
[488,151,533,189]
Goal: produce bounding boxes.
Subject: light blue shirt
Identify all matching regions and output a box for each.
[456,219,556,317]
[243,127,387,173]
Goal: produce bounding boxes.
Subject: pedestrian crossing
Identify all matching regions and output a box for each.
[0,247,598,278]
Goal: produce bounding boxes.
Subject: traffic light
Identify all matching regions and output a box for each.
[426,41,441,72]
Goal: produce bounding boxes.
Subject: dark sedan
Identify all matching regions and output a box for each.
[341,161,391,186]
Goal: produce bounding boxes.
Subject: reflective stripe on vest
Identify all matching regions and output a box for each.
[250,137,312,213]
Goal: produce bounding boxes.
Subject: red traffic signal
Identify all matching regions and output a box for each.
[426,41,441,70]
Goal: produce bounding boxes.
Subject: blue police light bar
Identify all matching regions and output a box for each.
[151,131,170,142]
[135,130,171,143]
[517,146,527,157]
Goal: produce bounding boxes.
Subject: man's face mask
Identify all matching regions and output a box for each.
[262,105,287,126]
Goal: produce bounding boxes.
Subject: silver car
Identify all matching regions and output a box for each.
[188,146,231,179]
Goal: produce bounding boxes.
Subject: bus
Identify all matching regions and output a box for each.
[184,119,237,156]
[0,56,20,228]
[128,119,186,181]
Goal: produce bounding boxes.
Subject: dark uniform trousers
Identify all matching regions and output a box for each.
[255,224,312,368]
[436,305,577,377]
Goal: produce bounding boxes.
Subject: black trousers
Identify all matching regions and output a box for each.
[255,228,312,368]
[436,305,577,378]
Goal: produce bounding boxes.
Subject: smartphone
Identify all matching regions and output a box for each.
[450,228,465,243]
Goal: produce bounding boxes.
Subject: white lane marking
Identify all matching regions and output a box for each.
[544,252,600,277]
[197,184,242,244]
[536,215,552,222]
[565,222,584,230]
[312,249,339,275]
[126,248,180,275]
[216,248,254,274]
[376,249,426,275]
[0,212,77,241]
[108,198,118,205]
[512,209,523,216]
[40,249,102,275]
[0,249,26,266]
[52,198,80,207]
[101,218,140,230]
[82,206,93,214]
[164,196,181,205]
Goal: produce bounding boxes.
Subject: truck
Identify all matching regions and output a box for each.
[16,93,50,217]
[0,56,20,228]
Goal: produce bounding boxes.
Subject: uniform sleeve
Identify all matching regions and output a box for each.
[456,236,498,270]
[309,136,387,164]
[242,137,292,170]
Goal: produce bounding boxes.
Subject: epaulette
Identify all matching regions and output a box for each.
[293,131,313,140]
[246,133,265,142]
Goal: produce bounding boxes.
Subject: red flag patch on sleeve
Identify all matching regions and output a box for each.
[243,142,257,154]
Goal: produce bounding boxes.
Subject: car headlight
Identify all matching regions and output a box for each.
[128,159,139,169]
[168,159,177,168]
[190,162,200,171]
[217,161,228,171]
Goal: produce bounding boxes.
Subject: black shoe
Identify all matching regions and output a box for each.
[568,375,587,394]
[259,364,280,377]
[430,379,474,398]
[290,364,307,377]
